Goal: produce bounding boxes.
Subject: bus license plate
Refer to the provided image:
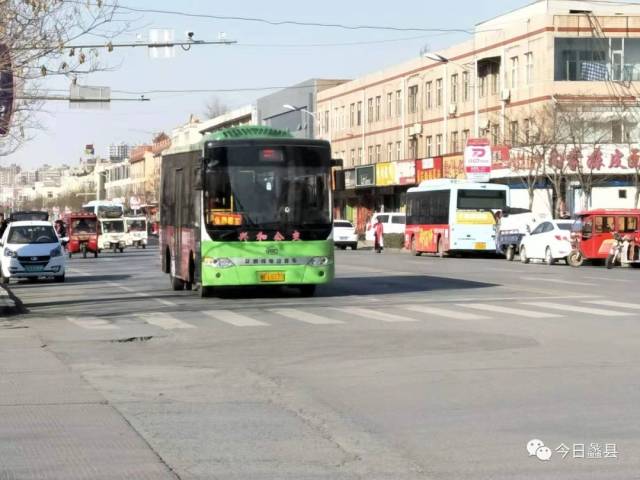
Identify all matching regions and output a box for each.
[474,242,487,250]
[259,272,285,282]
[25,265,43,272]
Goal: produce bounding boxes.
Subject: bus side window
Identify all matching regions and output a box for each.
[594,216,604,233]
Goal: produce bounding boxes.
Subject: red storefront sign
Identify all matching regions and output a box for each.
[491,145,510,170]
[415,157,443,183]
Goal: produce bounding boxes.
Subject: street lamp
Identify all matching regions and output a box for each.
[282,104,317,119]
[423,52,480,138]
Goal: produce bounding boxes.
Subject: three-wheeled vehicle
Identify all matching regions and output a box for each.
[124,216,148,249]
[64,212,99,258]
[568,209,640,267]
[98,217,126,253]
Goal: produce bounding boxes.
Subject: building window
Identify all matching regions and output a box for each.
[451,74,458,104]
[324,111,329,133]
[358,147,363,166]
[479,75,486,98]
[436,134,442,156]
[436,78,443,107]
[451,131,459,153]
[387,93,393,118]
[368,145,373,163]
[462,129,470,147]
[357,101,362,126]
[408,85,419,114]
[619,189,628,199]
[333,108,338,131]
[425,81,432,109]
[341,106,345,130]
[511,56,519,88]
[387,143,393,161]
[408,138,418,159]
[368,98,373,124]
[375,96,381,121]
[426,135,433,157]
[554,37,609,81]
[462,72,470,102]
[523,118,531,144]
[395,90,402,117]
[396,141,402,161]
[510,121,519,146]
[612,120,623,143]
[525,52,534,84]
[375,144,381,163]
[350,149,355,167]
[350,104,355,127]
[491,123,500,145]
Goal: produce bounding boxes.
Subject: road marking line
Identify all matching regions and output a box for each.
[108,282,178,306]
[270,308,344,325]
[526,277,596,286]
[585,300,640,310]
[460,303,561,318]
[404,305,488,320]
[202,310,269,327]
[67,316,119,330]
[339,307,418,323]
[584,276,631,284]
[522,301,632,317]
[136,313,196,330]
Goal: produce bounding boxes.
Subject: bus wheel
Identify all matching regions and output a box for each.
[299,285,316,297]
[411,237,421,256]
[170,274,185,291]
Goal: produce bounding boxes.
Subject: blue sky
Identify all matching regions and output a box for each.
[7,0,532,168]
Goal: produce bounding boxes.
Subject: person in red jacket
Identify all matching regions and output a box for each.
[374,217,384,253]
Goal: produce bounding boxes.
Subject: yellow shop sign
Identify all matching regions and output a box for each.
[376,162,396,186]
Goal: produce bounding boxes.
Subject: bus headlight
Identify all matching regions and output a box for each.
[50,246,62,257]
[203,257,235,269]
[307,256,330,266]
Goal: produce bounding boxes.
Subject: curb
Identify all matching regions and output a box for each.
[0,284,26,316]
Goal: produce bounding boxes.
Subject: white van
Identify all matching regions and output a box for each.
[365,212,406,242]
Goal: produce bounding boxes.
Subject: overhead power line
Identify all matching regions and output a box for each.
[68,1,472,34]
[111,82,348,96]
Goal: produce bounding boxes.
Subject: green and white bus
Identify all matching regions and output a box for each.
[160,126,339,297]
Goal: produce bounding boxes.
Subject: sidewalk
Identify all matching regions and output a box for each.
[0,326,177,479]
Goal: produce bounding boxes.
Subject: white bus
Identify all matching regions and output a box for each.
[405,179,509,255]
[82,200,124,218]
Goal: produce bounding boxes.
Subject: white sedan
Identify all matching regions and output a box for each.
[333,220,358,250]
[0,221,66,283]
[519,220,574,265]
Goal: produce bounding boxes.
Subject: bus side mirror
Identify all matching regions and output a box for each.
[194,163,204,190]
[331,158,344,167]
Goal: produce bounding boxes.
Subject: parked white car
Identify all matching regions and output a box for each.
[0,221,66,283]
[519,220,574,265]
[333,220,358,250]
[365,212,406,242]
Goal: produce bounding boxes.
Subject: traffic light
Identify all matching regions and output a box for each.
[0,43,14,137]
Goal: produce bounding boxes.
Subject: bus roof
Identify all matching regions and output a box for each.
[203,125,293,142]
[408,179,509,193]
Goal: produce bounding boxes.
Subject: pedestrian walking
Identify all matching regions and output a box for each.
[0,213,7,239]
[374,217,384,253]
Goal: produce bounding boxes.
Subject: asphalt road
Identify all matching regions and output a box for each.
[3,243,640,479]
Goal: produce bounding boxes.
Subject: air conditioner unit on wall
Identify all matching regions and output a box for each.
[449,104,457,116]
[409,123,422,136]
[501,89,511,102]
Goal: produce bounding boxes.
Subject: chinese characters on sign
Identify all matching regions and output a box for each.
[375,162,396,186]
[527,439,619,462]
[355,165,375,187]
[238,231,301,241]
[415,157,443,182]
[443,156,465,180]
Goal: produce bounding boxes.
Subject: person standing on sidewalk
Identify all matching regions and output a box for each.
[0,213,7,239]
[374,217,384,254]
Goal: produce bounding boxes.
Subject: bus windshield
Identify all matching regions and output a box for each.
[204,145,331,239]
[102,220,124,233]
[457,189,507,210]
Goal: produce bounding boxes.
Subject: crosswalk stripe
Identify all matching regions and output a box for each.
[404,305,488,320]
[339,307,418,323]
[136,313,196,330]
[202,310,269,327]
[522,302,631,317]
[67,316,119,330]
[270,308,343,325]
[585,300,640,310]
[527,277,596,287]
[460,303,561,318]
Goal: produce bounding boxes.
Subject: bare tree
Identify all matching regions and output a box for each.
[1,0,126,156]
[203,96,229,120]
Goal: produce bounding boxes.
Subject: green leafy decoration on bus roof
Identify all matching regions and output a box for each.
[204,125,293,141]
